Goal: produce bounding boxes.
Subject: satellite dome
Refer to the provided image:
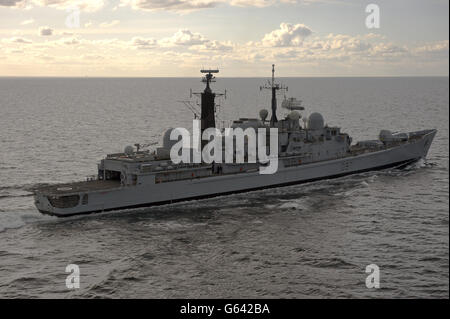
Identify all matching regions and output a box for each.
[259,109,268,121]
[308,112,324,130]
[288,111,301,121]
[124,145,134,155]
[379,130,393,141]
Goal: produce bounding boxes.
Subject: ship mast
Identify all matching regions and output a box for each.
[200,70,217,148]
[191,69,225,149]
[260,64,288,127]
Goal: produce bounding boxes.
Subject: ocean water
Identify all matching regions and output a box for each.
[0,77,448,298]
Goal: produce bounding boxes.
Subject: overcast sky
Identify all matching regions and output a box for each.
[0,0,448,76]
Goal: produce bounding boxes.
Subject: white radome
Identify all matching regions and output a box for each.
[124,145,134,155]
[288,110,301,121]
[379,129,393,141]
[259,109,269,121]
[308,112,324,130]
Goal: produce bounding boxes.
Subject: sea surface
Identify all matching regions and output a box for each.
[0,77,448,298]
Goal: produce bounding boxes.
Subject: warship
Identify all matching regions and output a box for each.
[34,66,436,216]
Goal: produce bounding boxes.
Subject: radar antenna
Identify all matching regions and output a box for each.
[201,69,219,93]
[260,64,288,126]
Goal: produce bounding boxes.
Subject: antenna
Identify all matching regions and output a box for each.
[178,100,200,119]
[192,69,226,98]
[200,69,219,92]
[200,69,219,73]
[260,64,287,126]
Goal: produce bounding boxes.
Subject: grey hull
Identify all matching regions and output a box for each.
[35,129,436,217]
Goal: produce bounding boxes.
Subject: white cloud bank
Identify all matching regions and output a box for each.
[99,20,121,28]
[0,0,105,12]
[119,0,301,12]
[262,23,313,47]
[21,19,35,25]
[1,22,448,76]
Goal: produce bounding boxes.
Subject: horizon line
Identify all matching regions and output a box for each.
[1,75,448,79]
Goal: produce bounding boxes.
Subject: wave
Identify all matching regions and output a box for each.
[0,210,54,233]
[0,193,33,200]
[0,157,438,232]
[303,257,357,270]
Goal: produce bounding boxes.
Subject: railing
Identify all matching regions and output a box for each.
[86,175,98,181]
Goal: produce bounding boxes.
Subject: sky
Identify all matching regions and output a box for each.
[0,0,448,77]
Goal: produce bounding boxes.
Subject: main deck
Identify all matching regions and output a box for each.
[34,130,435,198]
[35,180,120,196]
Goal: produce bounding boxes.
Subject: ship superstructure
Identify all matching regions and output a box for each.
[34,66,436,216]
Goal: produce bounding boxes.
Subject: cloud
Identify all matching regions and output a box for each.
[370,42,407,57]
[81,54,104,60]
[0,0,28,8]
[238,28,417,65]
[131,36,157,49]
[0,0,105,12]
[413,40,449,56]
[160,29,208,46]
[121,0,219,12]
[39,26,53,36]
[321,34,372,52]
[34,0,105,12]
[262,23,312,47]
[99,20,121,28]
[21,19,35,25]
[3,37,33,44]
[34,53,54,60]
[134,29,234,52]
[196,40,234,51]
[1,20,447,76]
[119,0,303,12]
[58,37,80,45]
[229,0,275,7]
